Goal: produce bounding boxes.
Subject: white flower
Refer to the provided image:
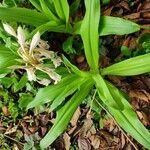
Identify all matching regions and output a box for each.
[26,67,36,81]
[17,26,26,51]
[36,66,61,84]
[37,79,51,86]
[52,57,62,68]
[29,31,40,54]
[46,69,61,84]
[3,23,17,37]
[3,23,62,84]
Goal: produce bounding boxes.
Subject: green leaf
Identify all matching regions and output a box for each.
[102,0,110,5]
[0,7,48,26]
[13,73,28,92]
[121,46,131,56]
[0,77,13,88]
[50,76,87,111]
[70,0,81,16]
[0,46,19,71]
[53,0,69,23]
[39,0,59,21]
[73,16,140,36]
[63,56,90,77]
[138,33,150,50]
[63,36,76,54]
[40,80,93,149]
[99,16,140,36]
[2,0,16,7]
[102,53,150,76]
[27,74,83,109]
[106,82,150,149]
[19,93,33,109]
[29,0,42,11]
[92,74,124,110]
[138,33,150,45]
[80,0,100,70]
[8,101,19,120]
[28,21,64,38]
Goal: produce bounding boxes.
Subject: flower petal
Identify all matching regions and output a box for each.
[3,23,17,37]
[17,26,26,51]
[36,66,61,84]
[37,79,51,86]
[47,69,61,84]
[26,68,36,81]
[30,31,40,53]
[52,57,62,68]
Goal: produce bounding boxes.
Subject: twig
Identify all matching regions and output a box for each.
[4,134,24,146]
[87,89,97,117]
[140,25,150,30]
[94,98,138,150]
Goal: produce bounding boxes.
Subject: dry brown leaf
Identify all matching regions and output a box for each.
[136,111,149,126]
[121,133,126,148]
[118,1,130,11]
[129,90,150,102]
[2,106,10,116]
[12,144,19,150]
[89,135,101,149]
[103,118,116,132]
[76,55,85,64]
[28,126,37,134]
[103,6,113,16]
[124,12,140,19]
[70,107,81,127]
[63,132,71,150]
[81,114,96,137]
[5,126,18,135]
[68,125,77,135]
[78,137,91,150]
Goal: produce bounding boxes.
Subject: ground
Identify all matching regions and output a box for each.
[0,0,150,150]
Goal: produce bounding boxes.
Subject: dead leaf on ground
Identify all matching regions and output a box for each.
[129,90,150,102]
[70,107,81,127]
[136,111,150,126]
[78,137,91,150]
[2,106,10,116]
[5,125,18,135]
[80,113,96,137]
[63,132,71,150]
[121,133,126,149]
[89,135,101,149]
[102,6,113,16]
[12,144,19,150]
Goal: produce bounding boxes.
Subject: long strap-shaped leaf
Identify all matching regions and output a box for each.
[106,82,150,149]
[27,74,84,109]
[74,16,140,36]
[39,0,59,21]
[29,0,42,11]
[0,46,20,70]
[40,80,94,149]
[63,55,90,77]
[93,74,124,110]
[50,76,87,111]
[28,21,67,38]
[102,53,150,76]
[53,0,69,23]
[80,0,100,71]
[0,7,48,26]
[99,16,140,36]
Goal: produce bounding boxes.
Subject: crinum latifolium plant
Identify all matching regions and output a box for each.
[26,0,150,149]
[2,23,62,85]
[0,0,150,149]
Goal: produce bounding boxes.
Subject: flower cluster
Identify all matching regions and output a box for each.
[3,23,62,85]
